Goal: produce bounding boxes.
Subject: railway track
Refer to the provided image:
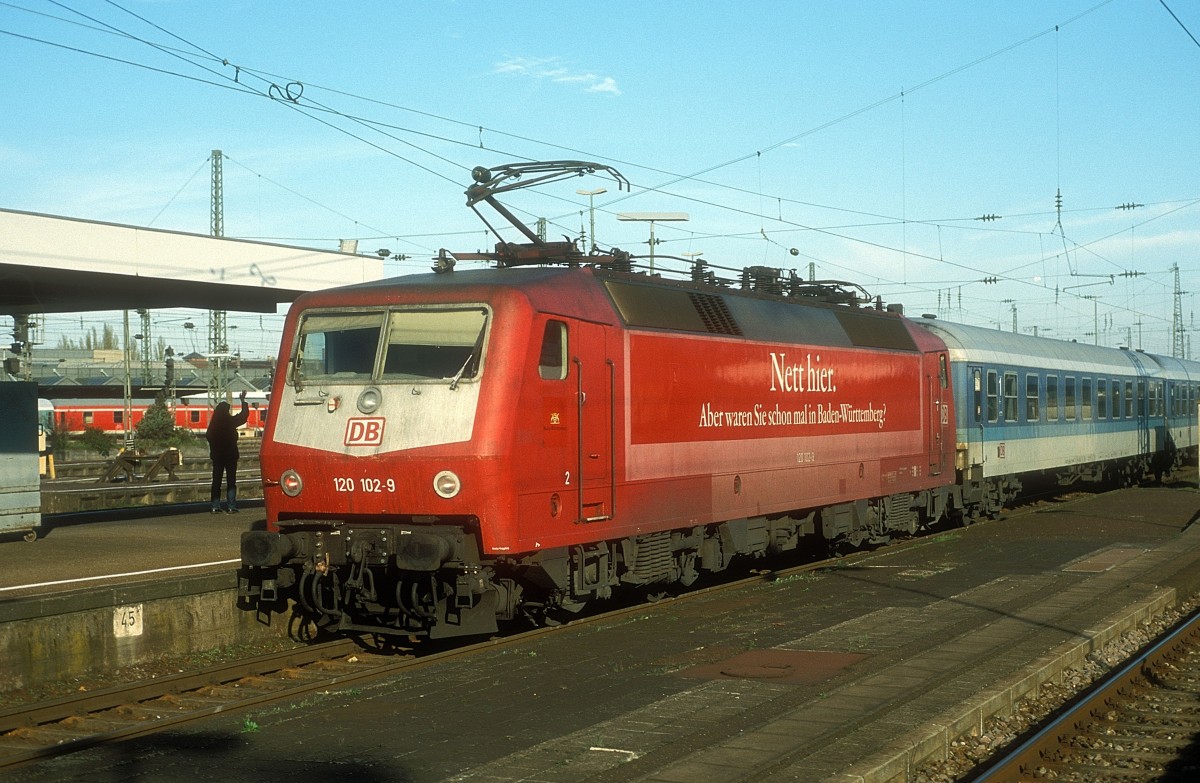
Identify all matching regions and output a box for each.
[0,637,370,769]
[0,533,883,773]
[1,487,1184,776]
[975,607,1200,782]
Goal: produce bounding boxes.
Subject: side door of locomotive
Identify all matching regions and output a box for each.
[571,320,615,523]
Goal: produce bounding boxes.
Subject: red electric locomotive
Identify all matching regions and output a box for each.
[238,162,957,639]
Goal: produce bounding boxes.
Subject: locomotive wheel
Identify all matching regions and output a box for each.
[542,595,589,627]
[299,571,339,628]
[287,612,324,643]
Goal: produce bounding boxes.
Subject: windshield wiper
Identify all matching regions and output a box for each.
[449,317,488,391]
[448,353,473,391]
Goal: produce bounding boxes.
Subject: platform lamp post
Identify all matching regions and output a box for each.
[576,187,606,253]
[617,212,689,273]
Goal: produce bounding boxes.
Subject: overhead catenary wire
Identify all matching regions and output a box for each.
[2,0,1193,351]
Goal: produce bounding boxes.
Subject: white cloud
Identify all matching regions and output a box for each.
[493,56,621,96]
[587,77,621,95]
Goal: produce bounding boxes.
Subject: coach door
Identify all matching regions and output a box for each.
[967,365,985,467]
[572,321,615,523]
[1125,352,1153,456]
[927,353,950,476]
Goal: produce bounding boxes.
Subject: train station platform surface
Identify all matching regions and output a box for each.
[0,504,259,603]
[4,485,1200,783]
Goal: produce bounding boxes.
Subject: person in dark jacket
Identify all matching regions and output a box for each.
[206,391,250,513]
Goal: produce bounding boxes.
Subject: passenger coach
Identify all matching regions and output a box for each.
[917,318,1200,511]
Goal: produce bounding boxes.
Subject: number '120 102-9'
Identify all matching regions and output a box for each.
[333,477,395,493]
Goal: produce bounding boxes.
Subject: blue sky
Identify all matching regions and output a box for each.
[2,0,1198,359]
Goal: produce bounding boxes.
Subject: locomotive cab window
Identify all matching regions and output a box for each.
[381,308,488,382]
[538,320,567,381]
[291,308,489,386]
[293,311,385,386]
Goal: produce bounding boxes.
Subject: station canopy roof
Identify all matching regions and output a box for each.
[0,208,383,315]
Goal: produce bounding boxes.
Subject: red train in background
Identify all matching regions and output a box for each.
[237,161,1196,641]
[41,393,269,437]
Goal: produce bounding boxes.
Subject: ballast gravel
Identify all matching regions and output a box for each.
[912,594,1200,783]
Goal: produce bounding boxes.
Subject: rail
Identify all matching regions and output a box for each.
[974,607,1200,782]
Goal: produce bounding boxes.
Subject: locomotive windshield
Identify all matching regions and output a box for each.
[291,307,489,389]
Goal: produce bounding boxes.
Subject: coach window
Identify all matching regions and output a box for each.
[114,411,123,425]
[1025,374,1040,421]
[1064,377,1077,421]
[538,320,568,380]
[1124,380,1134,418]
[1097,379,1108,419]
[1046,375,1059,421]
[1003,372,1018,422]
[1137,380,1147,418]
[986,370,999,423]
[190,410,201,424]
[1151,381,1162,417]
[83,411,93,426]
[1082,378,1093,420]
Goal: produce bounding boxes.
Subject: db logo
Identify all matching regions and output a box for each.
[345,417,385,446]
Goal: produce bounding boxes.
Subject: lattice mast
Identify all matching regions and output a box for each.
[1172,263,1185,358]
[208,150,229,406]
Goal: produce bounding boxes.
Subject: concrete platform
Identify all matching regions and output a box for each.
[0,504,274,692]
[0,504,259,598]
[2,485,1200,782]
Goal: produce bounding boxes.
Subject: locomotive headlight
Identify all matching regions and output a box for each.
[280,469,303,497]
[433,470,461,499]
[357,386,382,414]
